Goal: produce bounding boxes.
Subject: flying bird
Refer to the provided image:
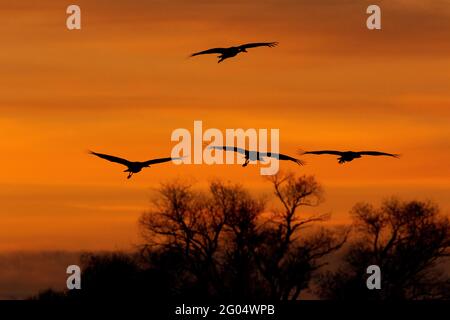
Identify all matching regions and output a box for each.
[300,150,400,164]
[90,151,182,179]
[209,146,304,167]
[190,42,278,63]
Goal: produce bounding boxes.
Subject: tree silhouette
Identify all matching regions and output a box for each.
[139,173,347,300]
[33,176,450,301]
[33,252,172,301]
[318,198,450,300]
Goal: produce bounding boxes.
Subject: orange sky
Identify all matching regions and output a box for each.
[0,0,449,251]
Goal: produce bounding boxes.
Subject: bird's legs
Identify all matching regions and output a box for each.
[338,157,351,164]
[124,169,133,179]
[218,55,225,63]
[242,156,250,167]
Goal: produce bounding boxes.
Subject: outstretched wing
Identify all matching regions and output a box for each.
[142,157,182,166]
[190,48,227,57]
[302,150,344,156]
[208,146,248,155]
[90,151,131,166]
[357,151,400,158]
[238,42,278,50]
[265,152,305,166]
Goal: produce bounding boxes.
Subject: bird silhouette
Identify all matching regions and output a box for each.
[209,146,304,167]
[90,151,182,179]
[190,42,278,63]
[300,150,400,164]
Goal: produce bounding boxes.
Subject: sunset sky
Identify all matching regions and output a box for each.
[1,0,449,252]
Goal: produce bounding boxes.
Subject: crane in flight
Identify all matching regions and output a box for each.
[209,146,304,167]
[190,42,278,63]
[300,150,400,164]
[90,151,182,179]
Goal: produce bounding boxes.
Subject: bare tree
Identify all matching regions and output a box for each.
[139,180,265,298]
[138,174,347,300]
[318,198,450,300]
[256,172,348,300]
